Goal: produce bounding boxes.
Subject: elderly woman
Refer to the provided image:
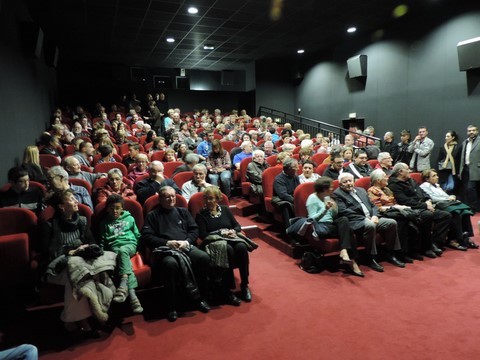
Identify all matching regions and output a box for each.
[196,186,256,304]
[95,168,136,204]
[127,153,149,183]
[420,169,477,250]
[305,177,363,276]
[163,148,177,163]
[246,149,269,197]
[206,139,232,197]
[41,189,115,338]
[367,169,421,262]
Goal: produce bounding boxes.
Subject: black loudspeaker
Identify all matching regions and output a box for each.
[347,55,367,78]
[21,23,44,58]
[221,70,234,85]
[457,37,480,71]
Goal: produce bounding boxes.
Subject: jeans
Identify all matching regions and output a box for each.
[0,344,38,360]
[208,171,232,197]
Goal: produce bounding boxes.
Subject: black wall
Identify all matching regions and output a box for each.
[295,11,480,152]
[0,0,57,182]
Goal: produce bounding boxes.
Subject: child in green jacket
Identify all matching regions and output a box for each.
[100,194,143,313]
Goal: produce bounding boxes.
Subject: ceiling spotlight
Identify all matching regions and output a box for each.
[188,7,198,14]
[166,37,175,43]
[347,27,357,33]
[203,45,214,50]
[297,49,305,54]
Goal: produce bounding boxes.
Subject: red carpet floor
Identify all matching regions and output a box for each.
[30,233,480,360]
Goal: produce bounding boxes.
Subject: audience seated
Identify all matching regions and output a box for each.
[63,156,106,186]
[206,139,232,197]
[272,158,300,226]
[21,145,47,184]
[344,150,373,179]
[127,153,149,183]
[298,160,320,183]
[47,166,94,210]
[182,164,212,202]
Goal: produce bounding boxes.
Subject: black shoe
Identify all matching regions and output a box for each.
[166,310,178,322]
[197,300,211,313]
[431,244,443,256]
[369,258,384,272]
[409,253,424,261]
[399,254,414,264]
[225,292,241,307]
[385,254,405,268]
[240,287,252,302]
[468,241,479,249]
[424,250,437,259]
[447,240,468,251]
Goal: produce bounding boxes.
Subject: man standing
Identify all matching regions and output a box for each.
[141,186,211,322]
[381,131,398,160]
[408,126,434,172]
[388,162,451,258]
[334,173,404,272]
[459,125,480,212]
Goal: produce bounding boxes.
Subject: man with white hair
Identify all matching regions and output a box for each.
[233,141,253,169]
[63,156,106,186]
[333,172,404,272]
[263,140,277,157]
[135,161,180,204]
[47,166,94,210]
[375,152,394,176]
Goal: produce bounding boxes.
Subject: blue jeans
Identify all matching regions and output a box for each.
[208,171,231,197]
[0,344,38,360]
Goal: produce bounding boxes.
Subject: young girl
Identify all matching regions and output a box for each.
[99,195,143,313]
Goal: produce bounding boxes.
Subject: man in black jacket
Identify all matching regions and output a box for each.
[388,162,451,258]
[135,161,180,204]
[141,186,210,322]
[272,158,300,225]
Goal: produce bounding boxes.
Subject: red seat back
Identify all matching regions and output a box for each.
[163,161,184,178]
[143,194,188,218]
[294,182,315,217]
[69,177,92,195]
[39,154,60,169]
[94,162,128,176]
[172,171,193,189]
[354,176,371,191]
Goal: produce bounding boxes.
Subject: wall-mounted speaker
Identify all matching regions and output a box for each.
[457,37,480,71]
[347,55,367,78]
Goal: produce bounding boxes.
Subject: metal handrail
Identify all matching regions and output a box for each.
[257,106,381,147]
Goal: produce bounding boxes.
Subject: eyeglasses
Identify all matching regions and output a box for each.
[47,175,62,182]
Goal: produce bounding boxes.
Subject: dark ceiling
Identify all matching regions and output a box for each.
[28,0,476,71]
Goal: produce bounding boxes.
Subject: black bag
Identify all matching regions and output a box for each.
[299,251,323,273]
[74,244,104,260]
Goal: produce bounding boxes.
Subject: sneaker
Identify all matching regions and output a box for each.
[113,286,128,303]
[130,297,143,314]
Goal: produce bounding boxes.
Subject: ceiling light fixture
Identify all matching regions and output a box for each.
[297,49,305,54]
[203,45,214,50]
[347,27,357,33]
[166,37,175,43]
[188,7,198,14]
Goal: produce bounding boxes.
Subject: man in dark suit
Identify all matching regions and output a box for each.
[333,172,404,272]
[459,125,480,212]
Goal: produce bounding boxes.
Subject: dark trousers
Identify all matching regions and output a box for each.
[312,216,358,259]
[461,167,480,211]
[155,247,210,311]
[448,212,474,241]
[222,242,250,292]
[417,209,452,250]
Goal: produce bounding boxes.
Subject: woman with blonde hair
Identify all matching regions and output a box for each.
[22,145,47,184]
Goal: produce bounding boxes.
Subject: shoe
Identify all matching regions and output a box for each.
[409,253,424,261]
[399,254,414,264]
[369,258,384,272]
[448,240,468,251]
[197,300,211,313]
[385,254,405,268]
[240,287,252,302]
[345,267,365,277]
[468,241,479,249]
[113,286,128,303]
[130,297,143,314]
[166,310,178,322]
[424,250,437,259]
[225,292,241,307]
[431,244,443,256]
